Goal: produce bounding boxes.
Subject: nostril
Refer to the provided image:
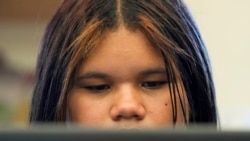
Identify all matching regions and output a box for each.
[114,115,123,121]
[134,114,143,120]
[114,114,138,121]
[113,112,144,121]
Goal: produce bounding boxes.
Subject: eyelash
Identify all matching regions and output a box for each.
[140,81,168,89]
[83,81,168,92]
[83,84,111,92]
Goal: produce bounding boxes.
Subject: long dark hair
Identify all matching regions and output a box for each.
[30,0,218,125]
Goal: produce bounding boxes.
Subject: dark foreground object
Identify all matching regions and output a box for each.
[0,125,249,141]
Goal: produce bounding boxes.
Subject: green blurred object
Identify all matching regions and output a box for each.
[0,102,11,122]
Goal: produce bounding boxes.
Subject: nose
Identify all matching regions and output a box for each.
[110,86,146,121]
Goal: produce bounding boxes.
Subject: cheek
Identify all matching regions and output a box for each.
[143,91,174,125]
[67,92,108,124]
[145,86,188,125]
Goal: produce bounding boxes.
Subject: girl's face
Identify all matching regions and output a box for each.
[68,26,188,129]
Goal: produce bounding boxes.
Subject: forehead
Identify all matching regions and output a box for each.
[77,26,165,76]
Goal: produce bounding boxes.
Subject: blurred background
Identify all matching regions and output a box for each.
[0,0,61,126]
[0,0,250,130]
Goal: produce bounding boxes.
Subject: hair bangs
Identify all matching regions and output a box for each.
[135,13,190,125]
[56,17,107,121]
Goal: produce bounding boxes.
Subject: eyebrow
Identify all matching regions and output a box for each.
[77,72,109,80]
[139,68,167,76]
[77,68,166,80]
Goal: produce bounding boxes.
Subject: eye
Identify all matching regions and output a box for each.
[141,81,167,89]
[83,84,111,92]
